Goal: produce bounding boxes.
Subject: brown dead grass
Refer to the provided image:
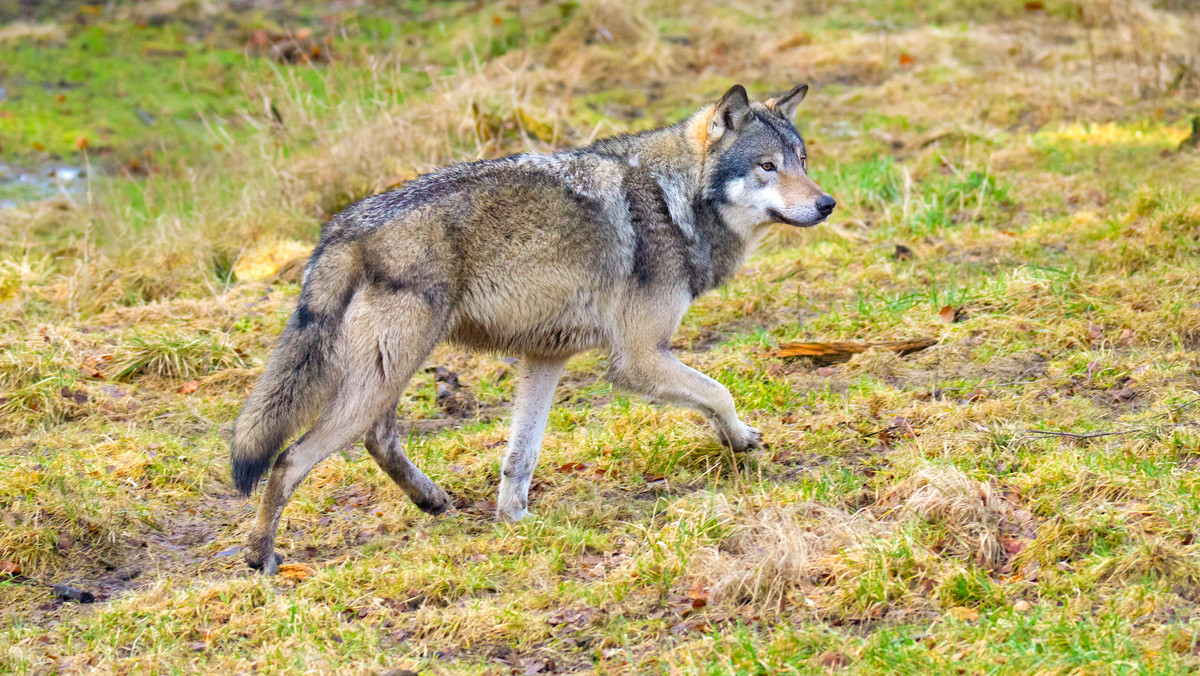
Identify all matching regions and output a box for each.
[885,467,1011,570]
[689,497,880,611]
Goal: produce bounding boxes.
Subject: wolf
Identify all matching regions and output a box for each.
[230,84,835,573]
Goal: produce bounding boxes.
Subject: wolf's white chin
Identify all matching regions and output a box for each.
[765,206,826,228]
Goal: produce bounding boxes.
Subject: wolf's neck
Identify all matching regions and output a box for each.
[627,129,753,296]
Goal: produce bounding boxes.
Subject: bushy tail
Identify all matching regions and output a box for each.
[230,240,360,495]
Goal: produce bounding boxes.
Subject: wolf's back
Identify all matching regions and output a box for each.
[230,239,361,495]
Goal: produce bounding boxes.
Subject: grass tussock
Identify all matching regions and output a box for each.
[886,467,1011,570]
[689,497,880,612]
[106,330,248,382]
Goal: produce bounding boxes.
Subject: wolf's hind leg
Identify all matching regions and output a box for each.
[497,356,568,522]
[365,410,452,515]
[245,289,447,573]
[608,349,761,453]
[244,411,370,574]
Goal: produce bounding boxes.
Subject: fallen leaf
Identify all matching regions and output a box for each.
[180,380,199,394]
[898,53,915,68]
[555,462,588,473]
[545,609,568,625]
[1113,387,1136,403]
[939,305,957,323]
[0,559,20,576]
[947,606,979,621]
[60,387,88,404]
[1013,599,1033,612]
[1002,537,1030,556]
[277,563,314,581]
[817,651,848,667]
[967,388,990,402]
[1024,1,1045,10]
[774,32,813,50]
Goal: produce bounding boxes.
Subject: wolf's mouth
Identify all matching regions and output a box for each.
[768,209,827,228]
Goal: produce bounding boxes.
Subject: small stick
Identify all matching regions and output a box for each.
[1024,429,1135,440]
[1158,397,1200,420]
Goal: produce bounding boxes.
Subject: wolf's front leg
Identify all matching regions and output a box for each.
[608,348,762,453]
[497,356,568,522]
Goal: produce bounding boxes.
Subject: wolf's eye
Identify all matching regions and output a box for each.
[759,162,776,172]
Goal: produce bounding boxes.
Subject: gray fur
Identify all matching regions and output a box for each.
[231,84,834,572]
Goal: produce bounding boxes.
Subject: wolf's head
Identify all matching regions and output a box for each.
[694,84,835,232]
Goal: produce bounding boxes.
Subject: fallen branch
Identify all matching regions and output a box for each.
[759,337,937,364]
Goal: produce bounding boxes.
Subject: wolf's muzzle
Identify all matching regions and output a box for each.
[768,207,829,228]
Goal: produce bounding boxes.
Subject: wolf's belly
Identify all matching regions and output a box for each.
[445,280,612,357]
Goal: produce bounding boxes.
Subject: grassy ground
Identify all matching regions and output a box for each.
[2,0,1200,672]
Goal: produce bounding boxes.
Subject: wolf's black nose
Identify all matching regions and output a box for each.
[816,194,836,217]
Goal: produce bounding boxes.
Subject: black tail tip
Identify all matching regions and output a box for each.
[231,455,274,497]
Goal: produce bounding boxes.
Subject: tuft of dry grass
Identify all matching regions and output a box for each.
[689,497,880,612]
[886,467,1011,570]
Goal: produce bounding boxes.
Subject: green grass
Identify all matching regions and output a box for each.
[2,0,1200,673]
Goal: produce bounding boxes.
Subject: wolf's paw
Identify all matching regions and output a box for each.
[726,423,763,453]
[246,550,283,575]
[412,485,454,516]
[496,492,531,523]
[497,506,531,523]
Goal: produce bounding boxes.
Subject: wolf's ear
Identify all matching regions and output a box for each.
[765,83,809,119]
[708,84,751,142]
